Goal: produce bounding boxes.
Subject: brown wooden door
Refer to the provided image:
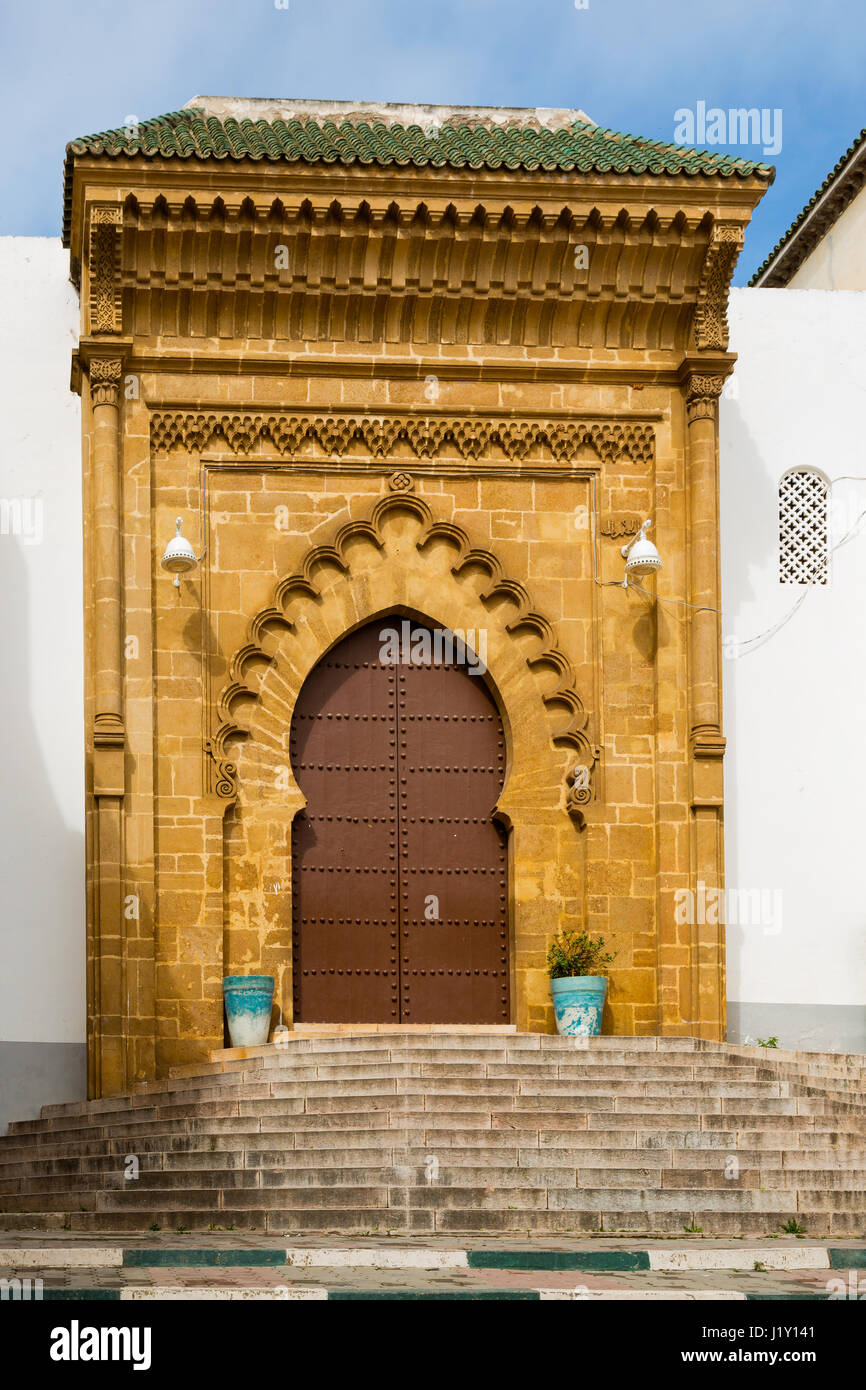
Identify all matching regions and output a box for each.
[291,620,508,1023]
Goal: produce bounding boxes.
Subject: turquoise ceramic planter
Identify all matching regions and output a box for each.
[223,975,275,1048]
[550,975,608,1037]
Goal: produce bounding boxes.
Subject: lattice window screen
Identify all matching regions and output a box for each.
[779,470,829,585]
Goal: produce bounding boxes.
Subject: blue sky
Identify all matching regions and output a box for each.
[1,0,863,281]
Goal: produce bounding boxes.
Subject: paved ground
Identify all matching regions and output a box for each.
[1,1231,863,1299]
[2,1230,865,1250]
[2,1264,854,1299]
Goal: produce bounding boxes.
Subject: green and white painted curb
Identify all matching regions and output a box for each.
[0,1245,863,1273]
[24,1285,845,1302]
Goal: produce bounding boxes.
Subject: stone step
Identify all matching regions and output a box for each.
[3,1032,864,1239]
[63,1209,418,1235]
[0,1212,72,1232]
[165,1052,783,1076]
[51,1202,866,1238]
[39,1074,801,1122]
[430,1208,866,1236]
[95,1186,391,1212]
[147,1073,820,1098]
[173,1054,866,1091]
[32,1053,857,1118]
[75,1182,866,1218]
[2,1118,862,1177]
[2,1120,862,1173]
[2,1142,865,1186]
[0,1130,405,1164]
[0,1193,99,1213]
[189,1031,866,1060]
[7,1164,866,1201]
[26,1081,865,1133]
[8,1091,865,1143]
[41,1063,812,1118]
[179,1035,713,1065]
[536,1126,866,1148]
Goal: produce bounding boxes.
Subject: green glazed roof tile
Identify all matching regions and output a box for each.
[63,106,774,245]
[749,127,866,285]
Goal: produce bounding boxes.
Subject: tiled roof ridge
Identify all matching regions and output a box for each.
[749,127,866,286]
[62,105,774,247]
[182,95,600,130]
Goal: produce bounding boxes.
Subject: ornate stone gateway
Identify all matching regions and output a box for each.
[290,621,508,1024]
[63,97,772,1093]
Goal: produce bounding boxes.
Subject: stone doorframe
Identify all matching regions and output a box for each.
[208,487,598,1035]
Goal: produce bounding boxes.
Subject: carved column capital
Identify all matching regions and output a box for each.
[89,357,123,408]
[684,374,725,424]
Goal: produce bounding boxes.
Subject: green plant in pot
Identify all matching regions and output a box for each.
[547,928,615,1037]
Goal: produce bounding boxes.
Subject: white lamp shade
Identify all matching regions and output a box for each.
[622,520,662,579]
[161,517,197,575]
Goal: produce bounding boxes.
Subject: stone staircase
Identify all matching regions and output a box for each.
[1,1033,865,1237]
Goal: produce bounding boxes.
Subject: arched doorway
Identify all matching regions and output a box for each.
[290,618,509,1023]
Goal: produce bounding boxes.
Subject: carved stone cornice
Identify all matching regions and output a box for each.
[100,194,754,351]
[88,357,123,408]
[88,205,123,335]
[150,411,655,466]
[693,222,744,351]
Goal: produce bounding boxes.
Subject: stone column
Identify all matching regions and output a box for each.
[91,358,125,743]
[682,370,727,1040]
[87,355,127,1096]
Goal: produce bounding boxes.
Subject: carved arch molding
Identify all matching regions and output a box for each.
[206,488,600,825]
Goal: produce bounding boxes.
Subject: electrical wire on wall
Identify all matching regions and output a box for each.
[587,470,866,656]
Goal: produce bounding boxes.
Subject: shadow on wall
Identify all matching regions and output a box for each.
[0,539,86,1134]
[718,392,776,1021]
[719,390,778,622]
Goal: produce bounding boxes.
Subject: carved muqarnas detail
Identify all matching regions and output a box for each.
[89,207,123,335]
[89,358,123,408]
[206,491,597,808]
[151,413,655,466]
[694,223,744,352]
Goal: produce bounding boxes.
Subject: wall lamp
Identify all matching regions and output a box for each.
[621,519,663,589]
[160,517,205,589]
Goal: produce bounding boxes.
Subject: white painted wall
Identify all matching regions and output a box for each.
[0,244,862,1104]
[721,287,866,1051]
[0,239,85,1126]
[787,186,866,290]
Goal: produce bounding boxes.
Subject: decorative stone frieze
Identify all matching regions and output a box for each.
[88,206,123,335]
[694,222,744,351]
[150,411,656,466]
